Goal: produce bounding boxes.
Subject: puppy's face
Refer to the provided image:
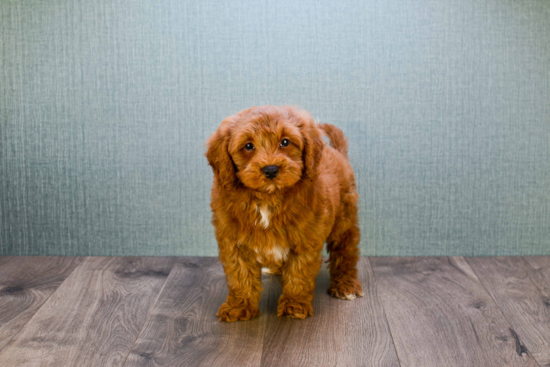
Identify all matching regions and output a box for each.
[229,116,304,193]
[206,106,324,193]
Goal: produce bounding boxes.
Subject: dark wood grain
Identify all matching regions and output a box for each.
[0,256,175,367]
[260,258,400,367]
[123,257,270,367]
[467,256,550,366]
[2,256,549,366]
[0,256,82,351]
[370,257,539,367]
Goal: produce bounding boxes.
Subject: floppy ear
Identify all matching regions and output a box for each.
[205,117,237,190]
[300,117,325,181]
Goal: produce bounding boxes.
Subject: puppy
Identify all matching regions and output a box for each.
[206,106,363,322]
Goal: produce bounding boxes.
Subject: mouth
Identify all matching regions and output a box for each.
[263,183,277,193]
[255,175,280,192]
[255,177,284,194]
[238,161,301,193]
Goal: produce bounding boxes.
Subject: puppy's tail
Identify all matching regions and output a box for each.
[320,123,348,159]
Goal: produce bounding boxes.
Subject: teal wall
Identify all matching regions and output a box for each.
[1,0,549,256]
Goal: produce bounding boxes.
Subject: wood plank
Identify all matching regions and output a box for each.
[123,257,269,367]
[0,256,82,351]
[0,256,175,367]
[467,256,550,366]
[370,257,539,367]
[260,258,400,367]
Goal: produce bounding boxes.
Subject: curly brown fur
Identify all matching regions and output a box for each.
[206,106,363,321]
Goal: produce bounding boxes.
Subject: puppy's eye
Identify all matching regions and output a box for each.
[280,139,290,147]
[244,143,254,151]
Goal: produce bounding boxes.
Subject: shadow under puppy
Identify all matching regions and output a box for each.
[206,105,363,322]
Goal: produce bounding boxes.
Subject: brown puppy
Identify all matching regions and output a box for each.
[206,106,363,322]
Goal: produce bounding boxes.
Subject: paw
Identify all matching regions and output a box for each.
[277,296,313,319]
[216,299,260,322]
[328,279,364,300]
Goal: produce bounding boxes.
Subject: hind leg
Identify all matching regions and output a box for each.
[327,188,364,300]
[327,225,364,300]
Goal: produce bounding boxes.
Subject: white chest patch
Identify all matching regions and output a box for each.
[257,204,270,229]
[271,245,288,262]
[255,244,288,264]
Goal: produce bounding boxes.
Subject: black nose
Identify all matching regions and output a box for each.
[262,165,279,179]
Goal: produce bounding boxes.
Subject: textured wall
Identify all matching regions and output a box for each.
[1,0,549,256]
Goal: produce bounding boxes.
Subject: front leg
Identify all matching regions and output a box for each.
[277,251,322,319]
[217,246,263,322]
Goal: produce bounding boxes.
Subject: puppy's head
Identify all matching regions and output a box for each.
[206,106,324,193]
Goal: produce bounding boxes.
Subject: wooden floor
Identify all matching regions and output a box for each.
[0,257,549,367]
